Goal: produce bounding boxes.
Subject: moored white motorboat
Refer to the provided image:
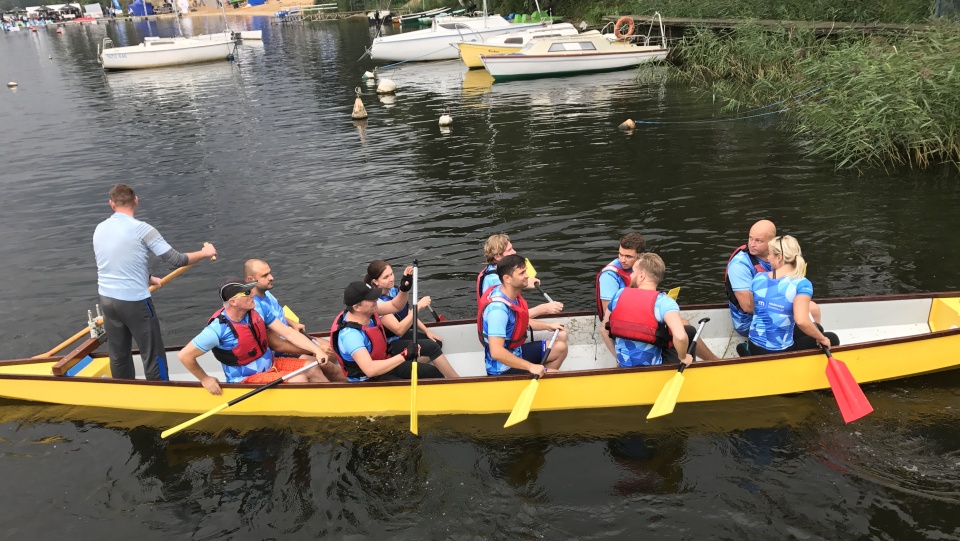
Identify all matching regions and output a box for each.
[98,35,237,70]
[457,22,579,69]
[370,1,548,62]
[480,30,668,81]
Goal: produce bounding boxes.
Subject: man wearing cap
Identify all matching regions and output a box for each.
[176,279,333,395]
[93,183,217,381]
[330,281,446,382]
[243,258,342,382]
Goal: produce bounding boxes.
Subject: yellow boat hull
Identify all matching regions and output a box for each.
[458,42,520,69]
[2,294,960,424]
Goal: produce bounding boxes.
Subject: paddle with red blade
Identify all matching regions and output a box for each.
[822,346,873,423]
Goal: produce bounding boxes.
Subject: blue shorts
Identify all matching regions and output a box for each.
[502,340,546,375]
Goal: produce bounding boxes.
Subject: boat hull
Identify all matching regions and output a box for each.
[370,18,545,62]
[101,38,235,70]
[459,42,521,68]
[2,294,960,422]
[481,48,668,80]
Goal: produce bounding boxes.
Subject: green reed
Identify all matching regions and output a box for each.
[668,25,960,170]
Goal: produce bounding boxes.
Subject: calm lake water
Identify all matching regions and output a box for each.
[1,16,959,539]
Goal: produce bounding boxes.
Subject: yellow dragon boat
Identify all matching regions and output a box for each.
[1,293,959,423]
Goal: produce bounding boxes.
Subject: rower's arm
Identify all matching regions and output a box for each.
[268,320,324,360]
[488,336,534,372]
[734,290,754,314]
[380,311,414,337]
[663,312,691,364]
[177,342,223,395]
[377,291,408,316]
[267,328,309,355]
[350,347,406,378]
[600,301,616,358]
[793,295,830,346]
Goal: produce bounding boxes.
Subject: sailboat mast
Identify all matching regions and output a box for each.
[171,0,185,37]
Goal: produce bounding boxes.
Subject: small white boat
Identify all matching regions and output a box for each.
[480,30,668,81]
[370,1,547,62]
[237,30,262,40]
[457,22,579,69]
[98,35,237,70]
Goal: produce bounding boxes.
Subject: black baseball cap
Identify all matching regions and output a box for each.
[343,281,381,306]
[219,279,256,302]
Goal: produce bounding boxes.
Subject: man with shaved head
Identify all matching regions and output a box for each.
[724,220,776,337]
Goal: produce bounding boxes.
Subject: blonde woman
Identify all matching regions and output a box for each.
[746,235,839,355]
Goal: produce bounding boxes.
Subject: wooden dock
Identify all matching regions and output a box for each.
[603,15,937,39]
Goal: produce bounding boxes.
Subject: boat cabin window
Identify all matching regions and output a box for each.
[547,41,598,52]
[504,37,523,44]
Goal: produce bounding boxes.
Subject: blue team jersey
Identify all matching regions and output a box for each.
[608,288,679,367]
[378,287,408,343]
[252,291,288,326]
[727,250,773,335]
[191,308,277,382]
[749,274,814,351]
[93,212,173,301]
[480,264,501,295]
[480,286,525,375]
[337,322,378,381]
[598,259,631,303]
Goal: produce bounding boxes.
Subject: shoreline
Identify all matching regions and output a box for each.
[109,1,367,19]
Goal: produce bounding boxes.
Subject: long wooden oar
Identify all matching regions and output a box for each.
[161,360,319,439]
[35,263,196,358]
[823,346,874,423]
[647,317,709,419]
[504,329,560,428]
[410,260,420,435]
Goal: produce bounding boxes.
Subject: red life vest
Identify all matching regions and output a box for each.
[605,288,671,349]
[476,265,498,303]
[207,308,269,367]
[595,260,633,318]
[330,311,389,380]
[723,244,766,309]
[477,286,529,349]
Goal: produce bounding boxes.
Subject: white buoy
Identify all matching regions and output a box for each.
[438,113,453,126]
[376,79,396,94]
[619,119,636,130]
[7,82,17,88]
[48,55,52,59]
[351,87,368,120]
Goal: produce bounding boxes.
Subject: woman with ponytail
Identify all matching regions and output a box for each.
[746,235,839,355]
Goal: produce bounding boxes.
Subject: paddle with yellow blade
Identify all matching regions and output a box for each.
[523,258,555,303]
[647,317,709,419]
[34,244,214,359]
[504,329,560,428]
[282,305,315,340]
[161,360,320,439]
[409,259,421,435]
[666,287,680,301]
[822,346,873,423]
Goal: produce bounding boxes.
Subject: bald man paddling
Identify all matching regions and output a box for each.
[724,220,776,337]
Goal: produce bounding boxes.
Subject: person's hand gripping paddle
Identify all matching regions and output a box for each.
[504,329,560,428]
[647,317,709,419]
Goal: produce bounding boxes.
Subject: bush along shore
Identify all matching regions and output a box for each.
[661,24,960,171]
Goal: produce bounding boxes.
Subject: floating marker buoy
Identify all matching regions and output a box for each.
[619,119,636,130]
[48,55,52,59]
[376,78,396,94]
[438,113,453,126]
[7,82,17,88]
[351,86,368,120]
[361,71,375,81]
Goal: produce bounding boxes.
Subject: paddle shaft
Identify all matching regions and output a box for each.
[677,317,709,375]
[427,305,444,322]
[530,329,561,380]
[535,284,554,303]
[410,260,419,435]
[36,264,195,358]
[161,360,319,439]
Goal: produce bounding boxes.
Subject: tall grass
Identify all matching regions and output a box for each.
[671,25,960,170]
[545,0,934,24]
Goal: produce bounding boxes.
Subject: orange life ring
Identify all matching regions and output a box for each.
[614,16,635,39]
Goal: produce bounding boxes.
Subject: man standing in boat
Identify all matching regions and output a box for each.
[177,279,334,394]
[478,254,567,376]
[93,183,217,381]
[478,233,563,317]
[724,220,776,337]
[602,253,693,367]
[244,258,345,382]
